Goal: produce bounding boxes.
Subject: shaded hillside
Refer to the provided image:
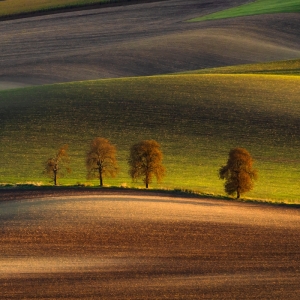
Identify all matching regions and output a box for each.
[1,0,300,88]
[0,0,167,20]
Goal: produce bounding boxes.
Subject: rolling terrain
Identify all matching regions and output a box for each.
[1,0,300,88]
[0,74,299,202]
[1,1,300,298]
[1,191,300,299]
[0,0,299,201]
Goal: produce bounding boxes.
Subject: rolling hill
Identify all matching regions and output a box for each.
[0,73,299,202]
[0,0,300,202]
[1,0,300,89]
[1,1,300,299]
[1,191,299,299]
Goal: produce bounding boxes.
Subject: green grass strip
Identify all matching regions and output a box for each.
[190,0,300,22]
[185,59,300,76]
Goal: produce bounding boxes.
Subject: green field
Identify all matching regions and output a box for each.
[187,59,300,76]
[0,74,299,203]
[190,0,300,22]
[0,0,141,18]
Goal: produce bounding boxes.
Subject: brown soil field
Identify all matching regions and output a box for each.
[1,0,300,88]
[0,189,300,299]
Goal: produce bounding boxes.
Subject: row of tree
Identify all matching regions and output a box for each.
[45,138,165,189]
[44,137,257,199]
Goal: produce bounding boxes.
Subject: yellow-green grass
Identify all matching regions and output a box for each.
[190,0,300,22]
[186,59,300,76]
[0,0,140,18]
[0,74,299,203]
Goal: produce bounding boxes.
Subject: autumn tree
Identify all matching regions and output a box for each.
[86,137,118,186]
[128,139,165,188]
[219,147,258,199]
[44,144,71,186]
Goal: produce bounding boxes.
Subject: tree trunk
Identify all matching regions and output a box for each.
[99,168,103,187]
[236,172,240,199]
[145,173,149,188]
[54,170,57,186]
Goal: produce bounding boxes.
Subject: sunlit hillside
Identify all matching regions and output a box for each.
[0,74,299,202]
[187,59,300,75]
[190,0,300,22]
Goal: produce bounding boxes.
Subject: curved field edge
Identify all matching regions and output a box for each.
[1,191,300,300]
[0,0,165,20]
[183,59,300,75]
[0,74,299,203]
[1,186,300,207]
[189,0,300,22]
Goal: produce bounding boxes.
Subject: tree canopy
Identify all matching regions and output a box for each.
[219,147,258,199]
[44,144,71,186]
[86,137,118,186]
[128,139,165,188]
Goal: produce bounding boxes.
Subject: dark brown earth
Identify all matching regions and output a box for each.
[0,189,299,299]
[0,186,174,201]
[1,0,300,89]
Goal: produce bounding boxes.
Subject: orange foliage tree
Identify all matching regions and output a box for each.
[86,137,118,186]
[128,139,165,188]
[44,144,71,186]
[219,147,258,199]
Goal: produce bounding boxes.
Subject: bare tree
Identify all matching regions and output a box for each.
[44,144,71,186]
[219,147,258,199]
[86,137,118,186]
[128,139,165,188]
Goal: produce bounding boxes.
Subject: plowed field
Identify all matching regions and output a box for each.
[1,189,299,299]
